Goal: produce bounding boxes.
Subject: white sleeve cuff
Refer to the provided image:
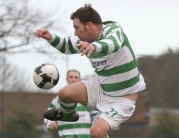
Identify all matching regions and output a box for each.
[44,119,52,129]
[47,33,56,43]
[91,42,101,53]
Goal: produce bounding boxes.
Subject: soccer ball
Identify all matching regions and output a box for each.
[33,63,59,89]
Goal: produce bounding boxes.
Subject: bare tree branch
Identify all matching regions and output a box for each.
[0,0,67,92]
[0,0,65,53]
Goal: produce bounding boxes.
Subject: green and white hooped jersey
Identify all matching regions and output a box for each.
[44,96,97,138]
[48,21,146,97]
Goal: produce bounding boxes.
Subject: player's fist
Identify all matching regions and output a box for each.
[49,121,58,130]
[36,28,52,40]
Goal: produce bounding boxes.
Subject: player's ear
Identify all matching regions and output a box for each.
[86,22,93,30]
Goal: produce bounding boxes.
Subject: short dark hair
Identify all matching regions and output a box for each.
[67,69,81,78]
[70,4,102,25]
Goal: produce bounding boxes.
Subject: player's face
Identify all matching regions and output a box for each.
[66,71,81,85]
[73,18,92,42]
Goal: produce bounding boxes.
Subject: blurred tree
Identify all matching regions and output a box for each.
[138,48,179,108]
[161,48,179,56]
[0,54,30,92]
[0,0,64,53]
[4,104,38,131]
[3,103,41,138]
[147,109,179,138]
[0,0,66,92]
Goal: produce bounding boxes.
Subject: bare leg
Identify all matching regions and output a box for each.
[59,82,88,105]
[90,117,111,138]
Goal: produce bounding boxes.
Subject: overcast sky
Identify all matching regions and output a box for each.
[10,0,179,92]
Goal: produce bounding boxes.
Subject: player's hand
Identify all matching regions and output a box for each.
[49,121,58,130]
[36,28,52,40]
[76,41,96,57]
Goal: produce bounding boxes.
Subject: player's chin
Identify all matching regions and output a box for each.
[79,37,84,41]
[79,37,87,42]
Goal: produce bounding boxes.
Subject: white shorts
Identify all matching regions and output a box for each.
[81,78,136,129]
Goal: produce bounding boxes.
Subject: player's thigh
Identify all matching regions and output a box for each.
[59,82,88,105]
[90,117,111,137]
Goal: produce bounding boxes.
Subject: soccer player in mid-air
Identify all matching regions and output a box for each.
[36,4,146,138]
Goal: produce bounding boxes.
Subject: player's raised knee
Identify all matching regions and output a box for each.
[59,86,71,101]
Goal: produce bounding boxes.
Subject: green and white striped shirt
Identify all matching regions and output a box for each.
[44,96,97,138]
[48,21,146,97]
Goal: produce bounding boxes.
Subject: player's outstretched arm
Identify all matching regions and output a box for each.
[36,28,52,40]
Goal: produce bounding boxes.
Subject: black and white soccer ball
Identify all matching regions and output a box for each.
[33,63,59,89]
